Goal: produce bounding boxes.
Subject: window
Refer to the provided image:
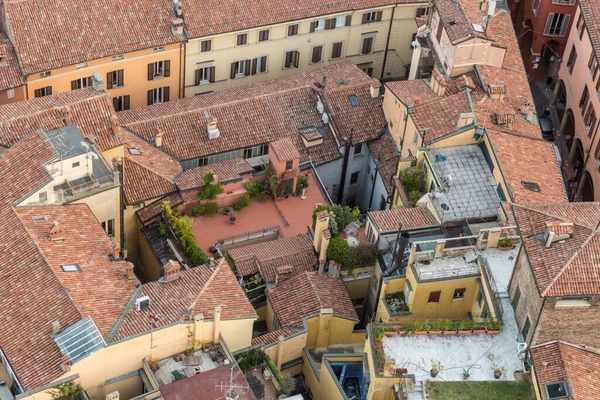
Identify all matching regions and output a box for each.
[106,69,124,89]
[544,381,569,399]
[128,148,142,156]
[579,86,589,112]
[39,71,51,78]
[39,191,48,203]
[34,86,52,97]
[195,66,215,85]
[153,46,164,52]
[428,290,441,303]
[315,19,325,31]
[200,40,212,52]
[544,13,571,37]
[258,30,269,42]
[361,37,374,55]
[284,51,300,68]
[288,24,299,36]
[360,65,373,77]
[584,104,597,135]
[521,317,531,340]
[349,95,360,107]
[567,45,577,74]
[148,60,170,80]
[453,288,466,300]
[350,171,360,184]
[7,88,14,99]
[32,215,48,223]
[311,45,323,63]
[285,160,293,170]
[236,33,248,45]
[532,0,541,16]
[331,42,343,59]
[512,286,521,309]
[113,95,130,111]
[416,7,429,17]
[254,56,267,74]
[60,264,81,272]
[556,297,590,308]
[72,161,80,168]
[335,16,346,27]
[101,219,115,236]
[362,11,381,24]
[354,143,363,154]
[577,13,585,39]
[230,60,250,78]
[147,87,170,105]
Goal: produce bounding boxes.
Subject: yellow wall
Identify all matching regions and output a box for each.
[25,43,183,109]
[364,334,404,400]
[263,332,308,370]
[428,127,478,148]
[305,316,358,347]
[138,225,164,282]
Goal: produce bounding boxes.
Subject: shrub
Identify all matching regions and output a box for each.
[244,181,262,197]
[199,173,224,200]
[158,223,167,236]
[312,204,331,223]
[296,175,309,189]
[232,202,243,211]
[192,205,205,216]
[279,374,296,396]
[49,382,85,400]
[235,348,265,373]
[239,193,251,207]
[327,237,350,263]
[189,247,209,266]
[327,238,377,269]
[202,202,219,216]
[498,237,512,247]
[408,190,422,207]
[161,201,208,267]
[400,167,426,193]
[257,193,268,202]
[383,327,397,332]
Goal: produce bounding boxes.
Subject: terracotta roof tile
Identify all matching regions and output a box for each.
[266,272,358,328]
[411,90,473,143]
[369,207,439,233]
[136,193,184,223]
[228,235,317,282]
[0,33,25,91]
[251,328,300,346]
[123,129,182,180]
[531,341,600,400]
[114,260,256,341]
[581,0,600,64]
[385,80,438,107]
[0,87,122,152]
[176,158,254,190]
[271,137,301,162]
[123,157,177,205]
[367,131,400,195]
[487,130,568,203]
[511,202,600,297]
[3,0,183,75]
[434,0,473,44]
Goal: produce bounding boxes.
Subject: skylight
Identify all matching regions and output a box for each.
[31,216,48,223]
[521,181,541,192]
[128,148,142,156]
[61,264,81,272]
[54,317,105,363]
[349,95,360,107]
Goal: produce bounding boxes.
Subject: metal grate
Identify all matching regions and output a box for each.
[54,317,105,363]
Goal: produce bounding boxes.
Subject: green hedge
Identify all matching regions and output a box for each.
[327,237,377,269]
[162,201,208,267]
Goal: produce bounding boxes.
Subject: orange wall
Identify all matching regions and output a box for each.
[0,85,25,105]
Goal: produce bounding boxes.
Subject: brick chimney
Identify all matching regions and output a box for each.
[370,82,381,99]
[111,242,120,259]
[487,84,506,101]
[162,259,181,282]
[275,265,294,284]
[48,221,65,241]
[430,69,447,97]
[544,221,574,248]
[457,112,475,128]
[125,262,136,280]
[155,129,164,147]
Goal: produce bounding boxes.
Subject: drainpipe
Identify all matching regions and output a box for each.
[118,159,125,257]
[336,130,354,204]
[380,6,396,80]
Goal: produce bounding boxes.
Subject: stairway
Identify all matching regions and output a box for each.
[406,380,425,400]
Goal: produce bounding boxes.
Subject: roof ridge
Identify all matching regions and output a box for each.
[512,203,599,230]
[541,230,597,297]
[188,259,224,312]
[306,272,324,309]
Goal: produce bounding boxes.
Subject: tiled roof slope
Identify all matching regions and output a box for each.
[369,207,439,233]
[3,0,183,75]
[531,341,600,400]
[136,192,183,223]
[182,0,424,39]
[0,87,122,151]
[228,235,317,282]
[271,137,301,162]
[0,32,24,90]
[266,272,358,328]
[487,130,567,203]
[385,80,438,107]
[511,202,600,297]
[176,158,254,190]
[434,0,472,43]
[123,157,177,205]
[251,328,300,346]
[367,131,400,195]
[581,0,600,66]
[411,90,472,143]
[123,130,182,180]
[114,260,256,341]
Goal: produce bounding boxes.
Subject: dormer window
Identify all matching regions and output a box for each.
[544,381,569,399]
[61,264,81,272]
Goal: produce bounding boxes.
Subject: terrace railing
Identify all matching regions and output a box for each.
[218,225,280,246]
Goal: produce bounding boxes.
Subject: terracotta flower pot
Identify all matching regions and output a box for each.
[384,331,397,337]
[415,331,427,335]
[499,245,515,251]
[459,330,472,335]
[429,330,442,335]
[487,330,500,335]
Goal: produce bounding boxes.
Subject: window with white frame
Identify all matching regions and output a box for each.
[153,61,165,78]
[151,87,166,104]
[235,60,246,76]
[315,19,325,31]
[544,13,571,37]
[197,67,212,83]
[532,0,541,15]
[7,88,14,99]
[335,16,346,27]
[101,219,115,236]
[256,56,267,73]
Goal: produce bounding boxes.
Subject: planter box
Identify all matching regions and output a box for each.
[459,330,472,335]
[487,330,501,335]
[499,245,515,251]
[415,331,428,335]
[443,330,457,336]
[384,331,397,337]
[473,327,487,334]
[429,331,443,335]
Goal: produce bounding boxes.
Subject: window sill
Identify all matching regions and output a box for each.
[152,75,165,80]
[427,302,440,305]
[452,297,464,302]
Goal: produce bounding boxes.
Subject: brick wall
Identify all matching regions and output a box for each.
[509,249,543,344]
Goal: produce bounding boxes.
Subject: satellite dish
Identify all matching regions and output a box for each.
[88,151,99,160]
[80,141,90,151]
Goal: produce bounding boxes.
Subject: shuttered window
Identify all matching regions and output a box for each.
[361,37,374,55]
[236,33,248,45]
[311,45,323,63]
[258,30,269,42]
[288,24,299,36]
[331,42,343,59]
[362,11,381,24]
[147,87,170,105]
[251,56,267,74]
[579,86,590,112]
[230,60,251,79]
[584,104,597,135]
[567,45,577,74]
[106,70,124,89]
[284,51,300,68]
[576,13,585,39]
[200,40,212,52]
[544,13,571,37]
[113,95,130,112]
[147,61,170,80]
[195,66,216,85]
[70,77,92,90]
[34,86,52,98]
[325,18,336,30]
[428,291,441,303]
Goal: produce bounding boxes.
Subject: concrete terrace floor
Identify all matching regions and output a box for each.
[382,246,523,384]
[192,172,328,253]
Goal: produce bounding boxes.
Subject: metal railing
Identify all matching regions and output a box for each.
[217,225,280,246]
[56,173,117,202]
[412,262,480,282]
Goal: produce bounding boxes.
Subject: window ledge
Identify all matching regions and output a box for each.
[452,298,465,302]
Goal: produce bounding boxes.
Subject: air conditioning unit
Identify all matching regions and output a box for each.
[135,296,150,311]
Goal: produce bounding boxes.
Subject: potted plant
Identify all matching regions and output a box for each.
[498,237,514,250]
[429,319,443,335]
[222,207,230,215]
[229,210,236,225]
[462,368,470,380]
[403,322,414,336]
[430,360,443,378]
[486,319,503,335]
[473,323,487,334]
[458,319,474,334]
[492,363,506,379]
[202,341,211,352]
[441,319,455,335]
[414,321,427,335]
[373,326,384,342]
[383,327,398,336]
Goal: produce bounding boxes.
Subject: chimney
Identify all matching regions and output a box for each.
[51,320,61,334]
[205,110,220,139]
[430,69,447,96]
[457,112,475,128]
[275,265,294,284]
[61,354,71,372]
[328,261,340,277]
[111,242,120,259]
[105,391,120,400]
[213,305,222,342]
[322,75,327,89]
[413,97,421,106]
[319,228,331,267]
[125,262,136,280]
[544,221,574,248]
[171,18,184,36]
[155,130,164,147]
[162,259,181,282]
[110,115,120,136]
[91,71,104,92]
[49,221,65,241]
[173,1,183,17]
[487,84,506,101]
[370,82,381,99]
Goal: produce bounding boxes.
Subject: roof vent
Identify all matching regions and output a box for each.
[155,130,164,147]
[91,72,104,92]
[52,320,61,334]
[173,1,183,17]
[49,221,65,241]
[205,110,220,139]
[544,221,574,248]
[171,18,184,36]
[135,295,150,311]
[521,181,540,192]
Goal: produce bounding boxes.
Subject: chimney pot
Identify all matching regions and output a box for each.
[51,320,61,334]
[91,71,104,92]
[125,262,136,280]
[370,82,381,99]
[155,130,164,147]
[162,259,181,282]
[61,354,71,372]
[413,97,421,106]
[49,221,65,241]
[171,18,184,36]
[111,242,120,259]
